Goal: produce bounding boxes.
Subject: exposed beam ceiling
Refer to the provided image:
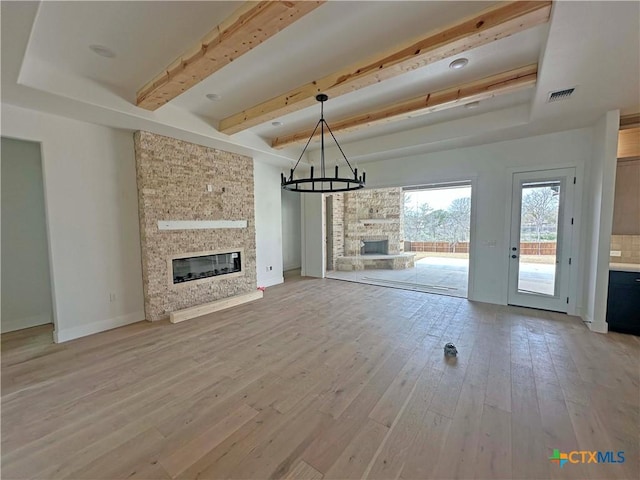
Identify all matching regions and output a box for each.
[136,1,325,111]
[219,0,552,135]
[271,64,538,149]
[620,113,640,129]
[617,127,640,158]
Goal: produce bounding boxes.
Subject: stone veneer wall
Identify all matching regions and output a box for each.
[328,193,345,270]
[342,188,404,256]
[134,131,256,321]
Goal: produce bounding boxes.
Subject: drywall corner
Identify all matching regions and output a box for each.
[581,109,619,331]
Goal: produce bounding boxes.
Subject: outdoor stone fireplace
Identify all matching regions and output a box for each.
[361,238,389,255]
[330,188,415,271]
[134,131,256,321]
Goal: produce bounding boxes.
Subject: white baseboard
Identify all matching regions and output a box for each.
[588,321,608,333]
[54,311,145,343]
[581,314,608,333]
[1,312,52,333]
[261,275,284,288]
[283,264,301,272]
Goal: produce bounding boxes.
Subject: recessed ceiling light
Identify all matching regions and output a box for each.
[206,93,222,101]
[449,58,469,70]
[89,45,116,58]
[464,101,480,109]
[271,121,283,127]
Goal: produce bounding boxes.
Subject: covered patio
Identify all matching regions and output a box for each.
[327,254,555,298]
[327,255,469,297]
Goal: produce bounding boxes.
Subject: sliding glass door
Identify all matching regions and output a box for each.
[325,181,472,298]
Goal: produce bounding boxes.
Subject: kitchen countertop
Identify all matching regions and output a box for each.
[609,262,640,273]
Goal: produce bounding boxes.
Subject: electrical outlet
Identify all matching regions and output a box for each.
[266,266,273,272]
[206,184,213,192]
[610,250,622,257]
[109,293,116,302]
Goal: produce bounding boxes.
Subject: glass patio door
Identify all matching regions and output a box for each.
[324,182,472,299]
[507,168,575,312]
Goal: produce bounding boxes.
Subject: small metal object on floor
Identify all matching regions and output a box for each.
[444,342,458,357]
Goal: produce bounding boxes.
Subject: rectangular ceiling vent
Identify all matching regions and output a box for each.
[547,87,576,103]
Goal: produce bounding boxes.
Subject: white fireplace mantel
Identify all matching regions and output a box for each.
[158,220,247,231]
[357,218,398,224]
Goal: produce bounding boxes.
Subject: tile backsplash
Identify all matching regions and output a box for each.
[610,235,640,264]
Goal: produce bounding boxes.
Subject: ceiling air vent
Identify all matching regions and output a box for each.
[547,87,576,103]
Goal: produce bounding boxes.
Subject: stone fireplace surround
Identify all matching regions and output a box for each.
[331,188,415,271]
[134,131,257,321]
[361,237,389,255]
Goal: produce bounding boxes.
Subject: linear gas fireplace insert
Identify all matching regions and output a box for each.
[171,250,242,285]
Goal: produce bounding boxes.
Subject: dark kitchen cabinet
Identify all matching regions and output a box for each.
[607,270,640,335]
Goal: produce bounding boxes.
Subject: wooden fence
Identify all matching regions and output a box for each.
[405,241,469,253]
[405,241,557,255]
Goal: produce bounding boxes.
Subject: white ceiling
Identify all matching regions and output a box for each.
[2,1,639,165]
[249,25,545,144]
[26,1,240,100]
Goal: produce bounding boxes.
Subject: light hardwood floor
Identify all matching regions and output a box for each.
[2,275,639,479]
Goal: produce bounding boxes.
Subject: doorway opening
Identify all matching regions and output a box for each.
[1,137,55,342]
[325,181,473,298]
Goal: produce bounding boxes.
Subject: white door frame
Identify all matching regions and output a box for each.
[1,136,58,336]
[507,167,576,312]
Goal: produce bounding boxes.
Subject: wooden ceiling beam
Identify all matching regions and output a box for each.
[620,113,640,129]
[617,127,640,159]
[136,1,326,111]
[271,64,538,149]
[219,1,552,134]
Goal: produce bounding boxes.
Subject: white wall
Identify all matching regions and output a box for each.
[582,110,620,332]
[254,160,284,287]
[1,104,144,342]
[303,127,595,310]
[281,189,301,271]
[301,193,325,278]
[1,137,53,332]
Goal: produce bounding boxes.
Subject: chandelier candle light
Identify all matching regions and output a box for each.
[281,94,366,193]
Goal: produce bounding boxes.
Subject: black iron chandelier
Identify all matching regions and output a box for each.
[281,94,365,193]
